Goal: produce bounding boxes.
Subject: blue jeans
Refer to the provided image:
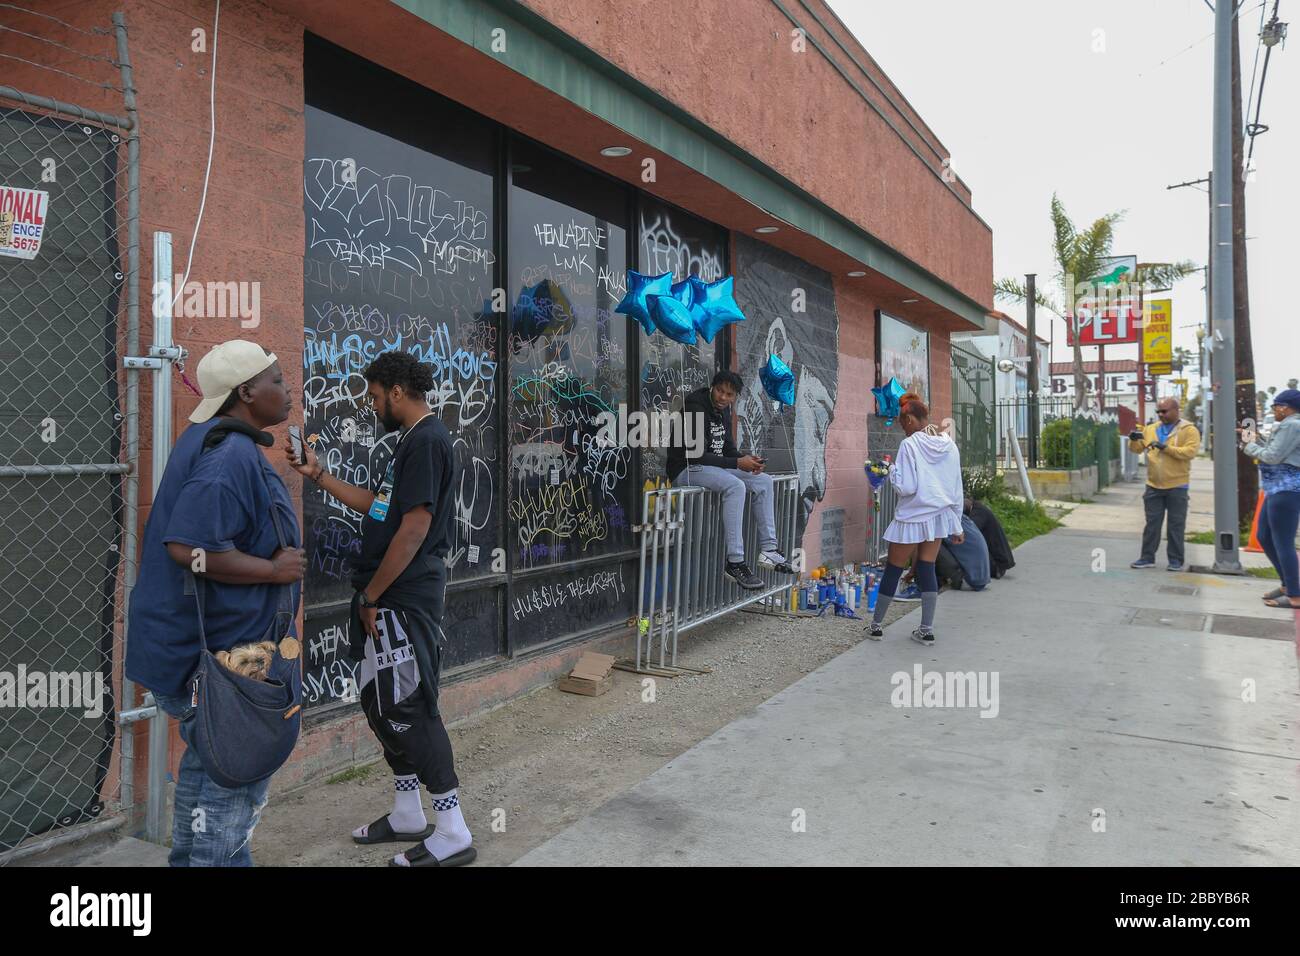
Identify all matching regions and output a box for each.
[1256,490,1300,598]
[675,465,778,563]
[152,690,272,867]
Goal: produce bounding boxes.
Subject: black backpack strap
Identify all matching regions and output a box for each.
[186,569,210,653]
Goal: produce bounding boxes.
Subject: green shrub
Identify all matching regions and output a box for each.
[1042,418,1072,468]
[962,467,1005,502]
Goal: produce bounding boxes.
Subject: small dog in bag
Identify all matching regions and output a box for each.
[214,641,279,682]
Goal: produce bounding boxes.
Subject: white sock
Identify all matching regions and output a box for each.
[392,788,471,865]
[352,774,426,839]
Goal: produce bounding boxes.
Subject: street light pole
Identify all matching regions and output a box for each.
[1211,0,1242,572]
[1165,173,1212,450]
[1026,273,1039,466]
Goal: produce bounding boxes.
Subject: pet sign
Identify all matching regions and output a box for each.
[0,185,50,261]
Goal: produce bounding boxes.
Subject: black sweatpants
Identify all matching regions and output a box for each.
[355,603,458,794]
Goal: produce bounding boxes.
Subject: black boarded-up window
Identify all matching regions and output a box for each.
[506,137,632,579]
[302,36,503,709]
[731,234,839,542]
[636,197,728,485]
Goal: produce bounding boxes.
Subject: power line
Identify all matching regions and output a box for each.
[1246,0,1286,170]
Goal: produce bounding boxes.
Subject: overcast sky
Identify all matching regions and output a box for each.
[829,0,1298,394]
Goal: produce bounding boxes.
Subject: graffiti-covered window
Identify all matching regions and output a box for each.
[636,196,728,484]
[732,234,839,541]
[301,36,503,707]
[506,137,633,580]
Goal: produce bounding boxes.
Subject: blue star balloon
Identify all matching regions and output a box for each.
[871,376,906,424]
[759,353,796,406]
[615,269,672,335]
[667,277,707,326]
[692,275,747,343]
[648,293,698,345]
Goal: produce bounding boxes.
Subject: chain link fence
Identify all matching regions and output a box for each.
[0,7,139,859]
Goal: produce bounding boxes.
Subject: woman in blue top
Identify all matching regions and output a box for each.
[1242,388,1300,609]
[126,340,305,866]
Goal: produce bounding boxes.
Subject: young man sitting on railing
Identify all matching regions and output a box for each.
[666,370,796,590]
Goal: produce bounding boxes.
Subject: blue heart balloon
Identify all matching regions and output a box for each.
[648,293,698,345]
[871,376,906,424]
[692,275,747,344]
[615,269,673,335]
[759,353,795,406]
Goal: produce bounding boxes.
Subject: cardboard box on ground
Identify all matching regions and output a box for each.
[558,652,616,697]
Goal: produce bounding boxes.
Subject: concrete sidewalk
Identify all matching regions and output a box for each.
[518,463,1300,866]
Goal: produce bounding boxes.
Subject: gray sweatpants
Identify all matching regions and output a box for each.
[1140,485,1188,565]
[675,464,778,563]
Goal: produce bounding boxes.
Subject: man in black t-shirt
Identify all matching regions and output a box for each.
[290,352,473,868]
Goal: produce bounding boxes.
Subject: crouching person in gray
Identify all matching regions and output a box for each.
[666,371,795,590]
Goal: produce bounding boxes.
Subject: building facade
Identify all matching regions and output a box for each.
[1,0,991,836]
[1050,360,1142,417]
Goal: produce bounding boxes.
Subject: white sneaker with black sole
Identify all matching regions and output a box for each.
[758,549,796,574]
[910,627,935,647]
[865,622,884,641]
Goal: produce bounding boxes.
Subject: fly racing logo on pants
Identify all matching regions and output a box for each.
[388,719,412,733]
[49,886,151,936]
[358,608,422,715]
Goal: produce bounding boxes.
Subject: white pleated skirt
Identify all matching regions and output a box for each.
[883,510,962,544]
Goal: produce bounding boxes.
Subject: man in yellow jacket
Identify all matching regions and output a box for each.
[1129,397,1201,571]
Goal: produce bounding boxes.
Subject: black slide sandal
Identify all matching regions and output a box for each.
[352,815,436,845]
[389,841,477,867]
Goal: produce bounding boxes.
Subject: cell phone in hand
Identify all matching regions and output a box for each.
[1129,430,1144,442]
[288,425,307,465]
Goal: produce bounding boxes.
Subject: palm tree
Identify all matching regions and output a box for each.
[995,194,1197,412]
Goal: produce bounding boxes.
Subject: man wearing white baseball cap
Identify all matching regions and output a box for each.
[126,339,306,866]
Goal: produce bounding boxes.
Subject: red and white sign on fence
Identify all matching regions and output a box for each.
[0,185,50,261]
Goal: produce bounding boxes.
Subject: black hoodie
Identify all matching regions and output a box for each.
[666,386,740,481]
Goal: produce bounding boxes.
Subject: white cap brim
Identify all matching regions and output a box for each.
[189,395,228,424]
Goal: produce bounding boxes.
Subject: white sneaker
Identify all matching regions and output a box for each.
[758,550,795,573]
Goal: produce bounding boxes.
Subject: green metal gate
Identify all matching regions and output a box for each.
[950,341,995,473]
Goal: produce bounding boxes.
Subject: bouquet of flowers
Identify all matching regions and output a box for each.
[864,455,892,512]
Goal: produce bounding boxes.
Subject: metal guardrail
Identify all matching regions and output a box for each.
[866,479,899,564]
[635,474,799,671]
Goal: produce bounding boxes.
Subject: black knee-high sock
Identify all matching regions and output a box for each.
[872,562,906,624]
[916,559,938,630]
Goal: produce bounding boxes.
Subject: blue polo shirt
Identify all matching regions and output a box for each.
[125,418,301,698]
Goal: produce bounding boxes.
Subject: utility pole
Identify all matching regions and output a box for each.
[1165,174,1211,437]
[1026,273,1039,465]
[1211,0,1242,573]
[1231,8,1259,526]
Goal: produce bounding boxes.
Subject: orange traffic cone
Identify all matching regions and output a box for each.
[1245,490,1265,553]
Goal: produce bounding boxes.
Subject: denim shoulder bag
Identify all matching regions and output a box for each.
[185,455,302,789]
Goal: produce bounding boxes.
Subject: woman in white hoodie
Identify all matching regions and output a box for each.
[866,397,964,646]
